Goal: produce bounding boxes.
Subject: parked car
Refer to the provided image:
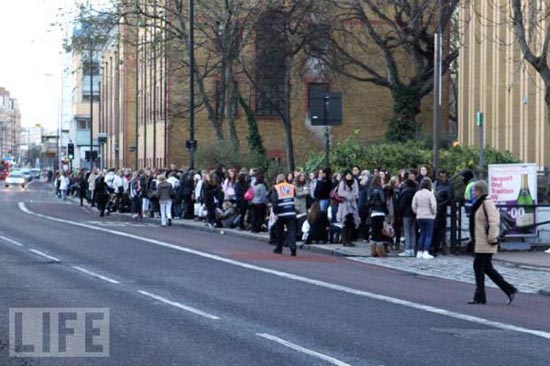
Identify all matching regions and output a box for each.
[21,169,33,181]
[30,168,41,180]
[5,171,26,188]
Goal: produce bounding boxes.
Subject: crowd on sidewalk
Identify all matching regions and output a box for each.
[51,163,474,259]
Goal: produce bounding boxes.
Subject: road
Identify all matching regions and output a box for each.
[1,181,549,365]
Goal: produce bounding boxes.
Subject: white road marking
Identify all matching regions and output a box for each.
[28,249,60,262]
[0,235,24,247]
[138,290,220,320]
[72,266,121,284]
[18,202,550,340]
[257,333,353,366]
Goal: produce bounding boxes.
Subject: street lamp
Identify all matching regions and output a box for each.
[432,0,443,175]
[188,0,196,169]
[89,48,95,170]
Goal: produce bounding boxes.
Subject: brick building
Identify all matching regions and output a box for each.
[100,1,438,171]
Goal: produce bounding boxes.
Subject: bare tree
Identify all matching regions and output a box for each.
[510,0,550,124]
[318,0,459,141]
[239,0,327,172]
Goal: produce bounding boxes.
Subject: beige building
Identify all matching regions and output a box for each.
[458,1,550,169]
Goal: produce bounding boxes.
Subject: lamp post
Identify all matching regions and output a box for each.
[89,48,95,170]
[188,0,196,169]
[432,0,443,175]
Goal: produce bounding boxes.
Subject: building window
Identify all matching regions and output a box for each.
[255,10,288,117]
[77,120,89,130]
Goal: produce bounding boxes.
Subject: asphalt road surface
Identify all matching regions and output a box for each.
[1,181,549,366]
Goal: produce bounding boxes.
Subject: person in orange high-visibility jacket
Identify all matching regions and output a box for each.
[270,174,297,256]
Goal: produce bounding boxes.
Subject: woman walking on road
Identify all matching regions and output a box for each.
[468,180,517,305]
[412,178,437,259]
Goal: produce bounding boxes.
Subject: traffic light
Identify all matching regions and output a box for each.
[67,143,75,160]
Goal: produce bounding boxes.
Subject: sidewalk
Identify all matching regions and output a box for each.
[64,195,550,296]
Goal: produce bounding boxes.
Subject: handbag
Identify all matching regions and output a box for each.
[330,187,344,203]
[244,187,255,201]
[382,221,395,239]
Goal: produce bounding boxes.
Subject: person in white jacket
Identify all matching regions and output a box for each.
[59,173,70,201]
[412,177,437,259]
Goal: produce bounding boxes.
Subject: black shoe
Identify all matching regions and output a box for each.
[273,248,283,255]
[291,249,297,257]
[507,289,518,305]
[467,300,486,305]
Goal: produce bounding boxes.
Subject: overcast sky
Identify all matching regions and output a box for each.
[0,0,74,131]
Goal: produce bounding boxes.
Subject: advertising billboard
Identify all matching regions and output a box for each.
[488,164,538,236]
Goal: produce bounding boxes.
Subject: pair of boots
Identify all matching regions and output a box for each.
[370,243,387,258]
[342,224,355,247]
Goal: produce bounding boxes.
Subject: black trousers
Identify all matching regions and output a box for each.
[473,253,516,303]
[274,216,297,252]
[236,199,248,229]
[432,210,447,253]
[251,204,266,232]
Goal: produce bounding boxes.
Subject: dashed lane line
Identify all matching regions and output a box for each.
[0,235,24,247]
[28,249,61,262]
[257,333,354,366]
[138,290,220,320]
[72,266,121,285]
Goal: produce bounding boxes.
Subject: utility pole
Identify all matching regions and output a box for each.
[188,0,196,169]
[432,0,443,175]
[89,47,95,170]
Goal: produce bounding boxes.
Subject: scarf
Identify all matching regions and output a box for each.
[469,194,488,244]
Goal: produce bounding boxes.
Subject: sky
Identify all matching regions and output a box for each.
[0,0,74,131]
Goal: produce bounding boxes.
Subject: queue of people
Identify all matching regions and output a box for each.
[52,163,519,304]
[53,164,458,259]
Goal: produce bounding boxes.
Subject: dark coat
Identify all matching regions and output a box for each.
[398,179,418,218]
[94,179,110,205]
[314,178,332,200]
[434,180,452,213]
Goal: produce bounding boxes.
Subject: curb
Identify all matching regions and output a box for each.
[492,258,550,273]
